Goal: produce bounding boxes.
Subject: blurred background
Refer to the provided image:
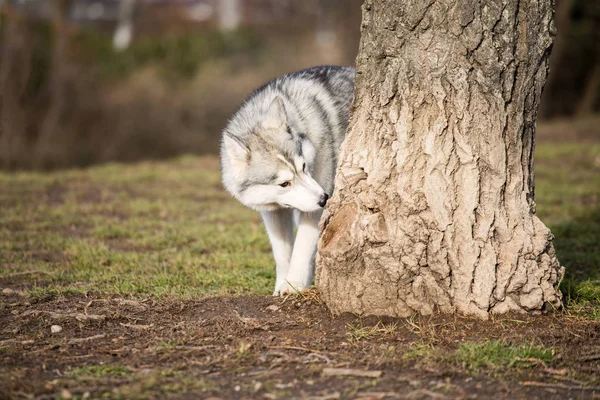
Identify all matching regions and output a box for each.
[0,0,597,170]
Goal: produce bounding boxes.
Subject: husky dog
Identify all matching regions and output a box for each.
[220,66,355,295]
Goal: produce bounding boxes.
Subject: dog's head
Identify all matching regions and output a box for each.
[221,97,328,212]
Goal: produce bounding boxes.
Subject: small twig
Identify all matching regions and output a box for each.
[322,367,382,378]
[120,322,154,330]
[514,356,548,368]
[0,339,34,347]
[550,375,591,386]
[268,345,334,355]
[544,367,568,376]
[406,389,450,399]
[67,334,106,345]
[279,292,295,305]
[83,300,94,315]
[114,299,148,309]
[2,270,53,278]
[304,393,341,400]
[579,353,600,362]
[20,310,106,321]
[65,354,95,360]
[81,299,110,315]
[355,392,401,400]
[302,352,334,364]
[403,318,422,333]
[521,381,600,391]
[175,345,214,352]
[565,329,583,338]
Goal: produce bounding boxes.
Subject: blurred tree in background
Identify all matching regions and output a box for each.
[541,0,599,118]
[0,0,596,170]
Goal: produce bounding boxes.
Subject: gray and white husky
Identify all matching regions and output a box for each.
[220,66,355,295]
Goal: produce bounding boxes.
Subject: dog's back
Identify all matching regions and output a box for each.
[223,66,355,194]
[226,66,354,146]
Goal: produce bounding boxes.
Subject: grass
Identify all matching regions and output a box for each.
[0,156,274,298]
[0,136,598,398]
[400,340,554,375]
[455,341,554,372]
[402,343,437,361]
[0,138,598,317]
[345,319,398,343]
[73,26,263,81]
[63,365,215,399]
[401,341,554,373]
[17,19,263,89]
[535,142,600,318]
[68,364,132,378]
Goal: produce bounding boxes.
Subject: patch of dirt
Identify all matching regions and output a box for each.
[1,292,599,399]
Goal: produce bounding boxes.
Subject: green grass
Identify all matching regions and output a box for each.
[16,19,263,89]
[0,156,274,298]
[455,341,554,372]
[535,143,600,317]
[68,364,132,378]
[402,343,436,361]
[345,319,398,343]
[0,142,598,315]
[401,341,554,373]
[63,365,216,398]
[73,27,263,81]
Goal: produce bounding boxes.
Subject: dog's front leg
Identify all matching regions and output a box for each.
[261,209,295,295]
[280,210,322,294]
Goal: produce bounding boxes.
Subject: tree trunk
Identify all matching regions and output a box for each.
[34,0,72,168]
[575,63,600,116]
[113,0,137,51]
[316,0,564,319]
[539,0,574,119]
[218,0,241,31]
[0,4,31,169]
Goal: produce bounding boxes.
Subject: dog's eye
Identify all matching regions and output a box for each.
[302,163,306,172]
[279,181,291,188]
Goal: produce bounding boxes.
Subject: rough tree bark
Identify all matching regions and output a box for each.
[316,0,564,319]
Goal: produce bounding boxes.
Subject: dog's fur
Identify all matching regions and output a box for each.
[220,66,355,295]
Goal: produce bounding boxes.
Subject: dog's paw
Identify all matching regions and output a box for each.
[272,280,286,296]
[275,281,308,296]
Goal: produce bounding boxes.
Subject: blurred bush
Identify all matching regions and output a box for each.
[0,0,361,170]
[0,0,596,170]
[71,27,262,81]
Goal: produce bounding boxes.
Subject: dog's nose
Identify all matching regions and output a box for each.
[318,193,329,208]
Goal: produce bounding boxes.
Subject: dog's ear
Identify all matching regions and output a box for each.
[262,96,287,130]
[223,135,249,170]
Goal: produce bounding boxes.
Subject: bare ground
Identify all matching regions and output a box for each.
[1,290,599,399]
[1,118,599,399]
